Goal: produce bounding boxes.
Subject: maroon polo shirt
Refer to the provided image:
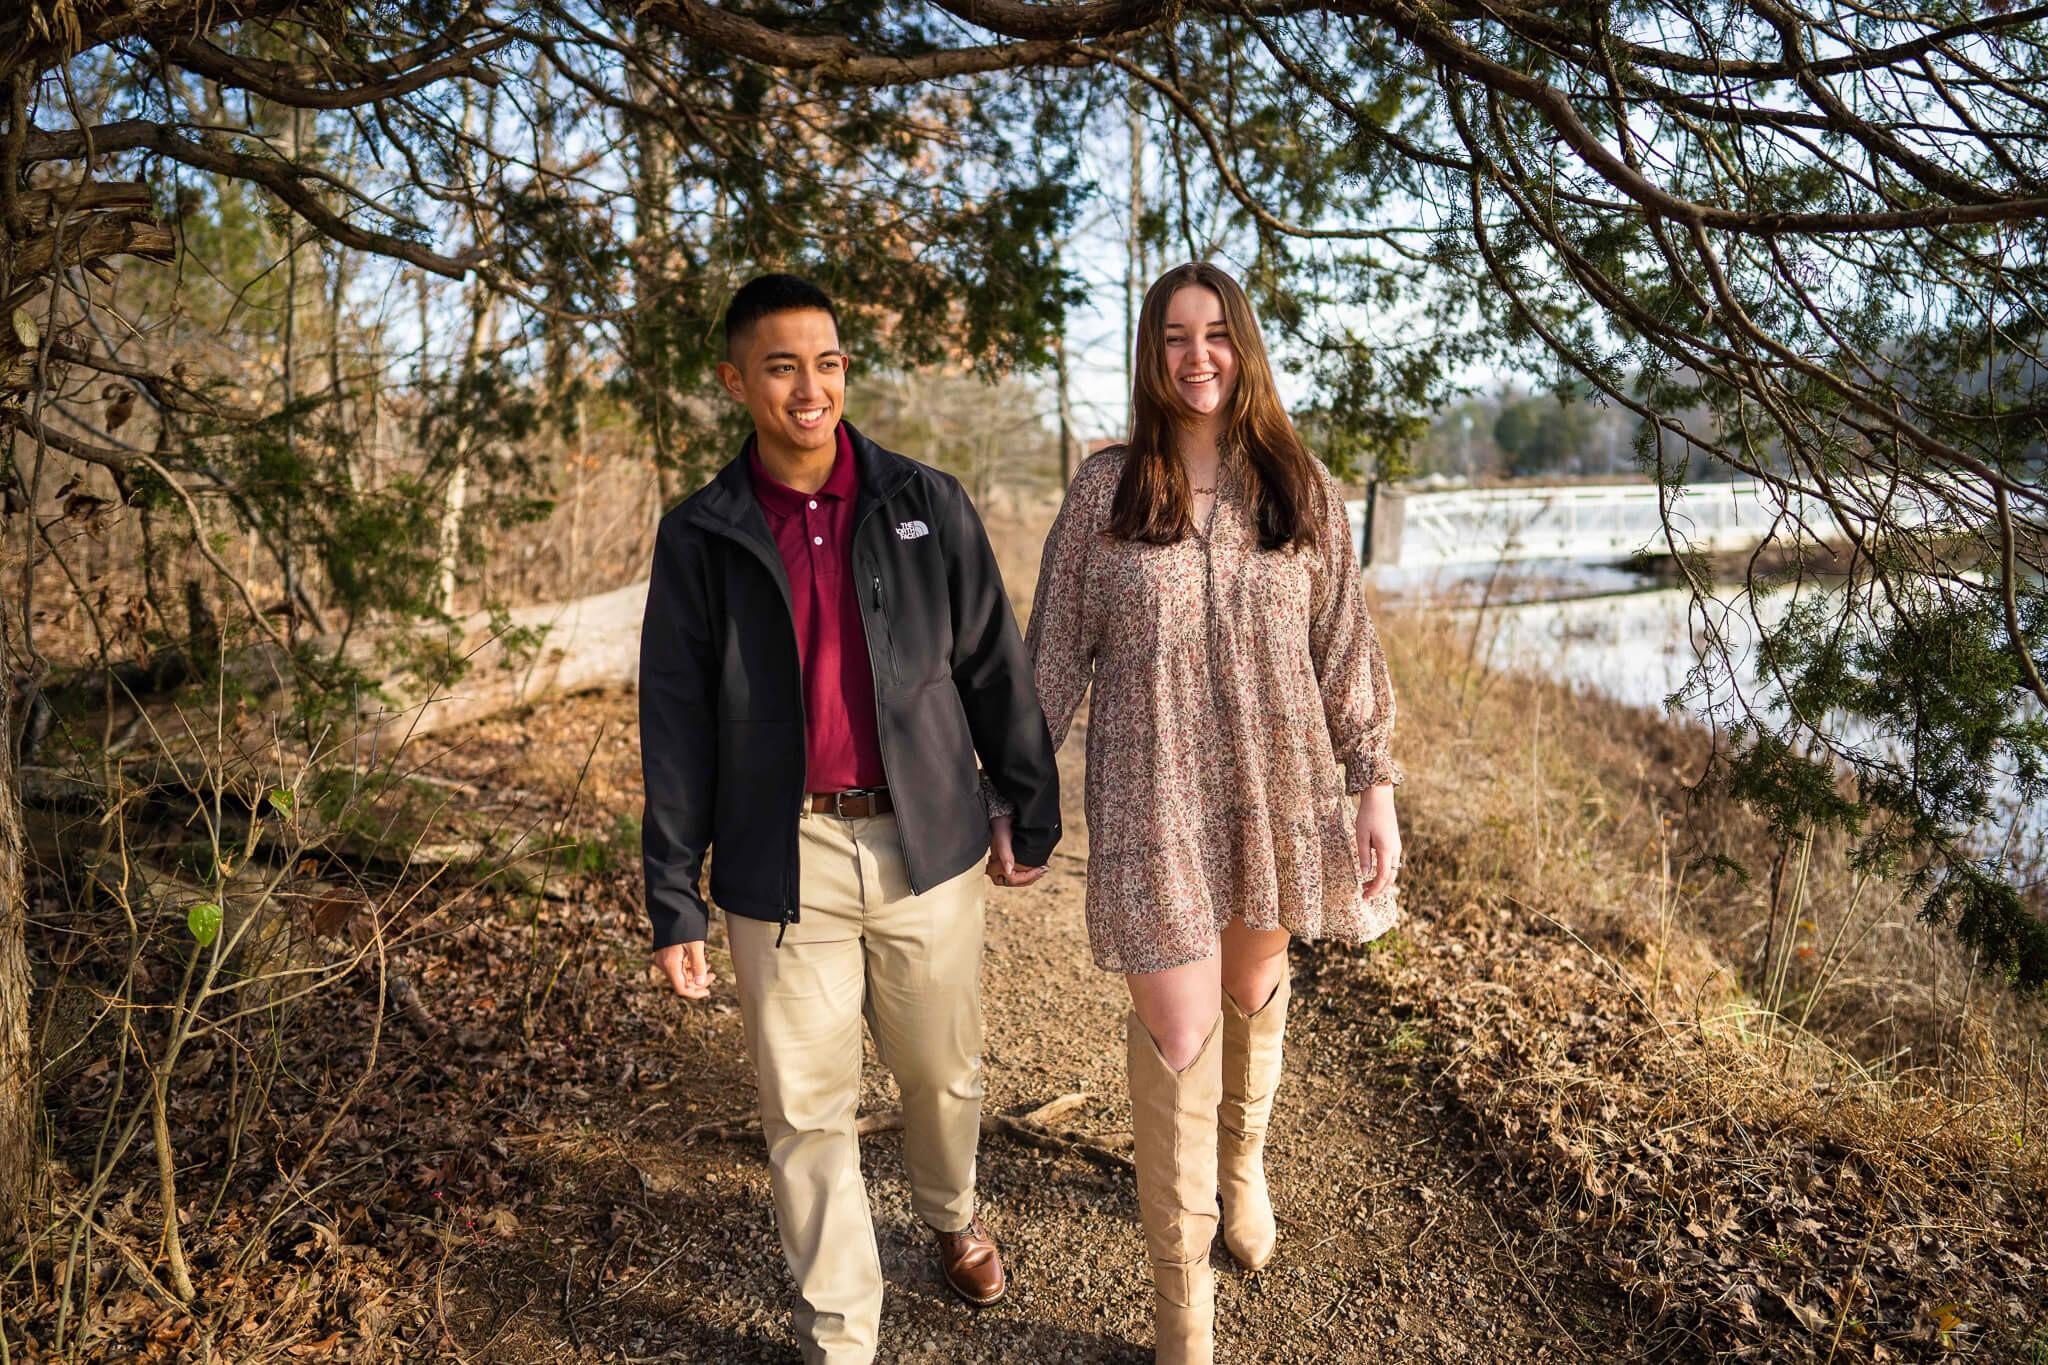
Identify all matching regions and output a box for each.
[749,425,887,793]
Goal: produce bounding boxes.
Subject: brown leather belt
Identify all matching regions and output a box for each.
[807,787,893,818]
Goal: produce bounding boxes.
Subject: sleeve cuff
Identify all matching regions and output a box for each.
[1010,823,1060,869]
[978,771,1017,821]
[648,894,711,950]
[1344,755,1404,794]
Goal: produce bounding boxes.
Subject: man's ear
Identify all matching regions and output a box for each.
[715,359,745,404]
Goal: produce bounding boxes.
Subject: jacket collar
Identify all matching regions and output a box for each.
[844,420,918,523]
[686,420,916,537]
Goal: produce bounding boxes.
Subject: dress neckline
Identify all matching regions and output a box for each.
[1188,446,1245,542]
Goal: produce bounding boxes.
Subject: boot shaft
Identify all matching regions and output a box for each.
[1126,1010,1222,1364]
[1220,972,1290,1144]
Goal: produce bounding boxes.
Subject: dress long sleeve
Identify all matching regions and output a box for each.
[1307,475,1401,793]
[1024,461,1105,753]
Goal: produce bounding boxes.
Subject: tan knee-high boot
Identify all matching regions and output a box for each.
[1219,972,1288,1270]
[1126,1011,1222,1365]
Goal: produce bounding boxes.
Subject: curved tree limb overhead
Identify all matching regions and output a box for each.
[9,0,2048,309]
[156,33,516,110]
[628,0,1130,81]
[4,0,2043,490]
[0,0,293,76]
[20,121,482,277]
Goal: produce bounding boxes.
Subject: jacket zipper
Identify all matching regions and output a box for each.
[689,465,915,935]
[851,499,901,870]
[870,574,900,686]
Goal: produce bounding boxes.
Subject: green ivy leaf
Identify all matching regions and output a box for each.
[267,788,294,816]
[187,903,223,948]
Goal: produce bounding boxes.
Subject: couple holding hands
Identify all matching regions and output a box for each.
[638,264,1402,1364]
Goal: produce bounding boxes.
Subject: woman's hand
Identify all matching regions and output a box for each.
[986,814,1047,887]
[1356,783,1402,900]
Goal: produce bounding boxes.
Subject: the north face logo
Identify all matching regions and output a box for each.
[895,520,930,540]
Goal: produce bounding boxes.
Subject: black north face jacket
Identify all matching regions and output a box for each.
[637,422,1062,949]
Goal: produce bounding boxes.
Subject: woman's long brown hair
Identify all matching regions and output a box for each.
[1107,262,1325,553]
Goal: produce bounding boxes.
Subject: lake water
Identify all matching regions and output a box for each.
[1376,559,2042,849]
[1376,558,1721,711]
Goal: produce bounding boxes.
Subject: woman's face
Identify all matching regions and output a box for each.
[1160,284,1237,422]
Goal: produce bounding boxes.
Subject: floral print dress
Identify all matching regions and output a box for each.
[1025,446,1401,974]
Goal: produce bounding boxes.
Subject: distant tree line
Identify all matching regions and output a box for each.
[1406,390,1633,482]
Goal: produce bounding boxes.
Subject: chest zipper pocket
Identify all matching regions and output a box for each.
[870,573,900,686]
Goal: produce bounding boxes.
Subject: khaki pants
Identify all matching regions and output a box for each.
[725,809,987,1365]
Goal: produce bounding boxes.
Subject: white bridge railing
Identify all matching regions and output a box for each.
[1346,480,1948,569]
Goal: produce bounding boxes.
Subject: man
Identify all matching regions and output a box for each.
[638,273,1062,1363]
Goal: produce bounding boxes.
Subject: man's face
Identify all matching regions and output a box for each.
[717,308,847,458]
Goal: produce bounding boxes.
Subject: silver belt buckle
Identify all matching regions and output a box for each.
[832,786,883,818]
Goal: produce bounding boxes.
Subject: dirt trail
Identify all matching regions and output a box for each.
[435,683,1612,1364]
[415,494,2041,1363]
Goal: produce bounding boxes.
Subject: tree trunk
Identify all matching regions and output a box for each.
[437,459,471,615]
[1,664,34,1229]
[625,20,681,469]
[1054,326,1076,489]
[436,292,494,614]
[438,89,497,618]
[1125,81,1145,432]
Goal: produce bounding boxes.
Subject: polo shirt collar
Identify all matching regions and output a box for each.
[748,423,856,515]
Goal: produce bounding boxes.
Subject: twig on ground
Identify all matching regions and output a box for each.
[432,1236,472,1363]
[559,1247,581,1352]
[52,1195,183,1315]
[1478,1200,1575,1346]
[1822,1176,1887,1365]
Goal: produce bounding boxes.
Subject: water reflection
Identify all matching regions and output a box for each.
[1379,559,2040,846]
[1375,556,1662,608]
[1378,557,1714,711]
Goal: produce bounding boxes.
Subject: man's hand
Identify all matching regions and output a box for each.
[985,814,1046,888]
[1357,783,1402,900]
[653,941,715,1000]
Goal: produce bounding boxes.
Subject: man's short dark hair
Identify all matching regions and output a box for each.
[724,274,840,358]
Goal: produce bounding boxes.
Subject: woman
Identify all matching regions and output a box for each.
[1022,262,1401,1364]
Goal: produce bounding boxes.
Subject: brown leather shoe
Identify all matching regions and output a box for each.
[936,1217,1007,1306]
